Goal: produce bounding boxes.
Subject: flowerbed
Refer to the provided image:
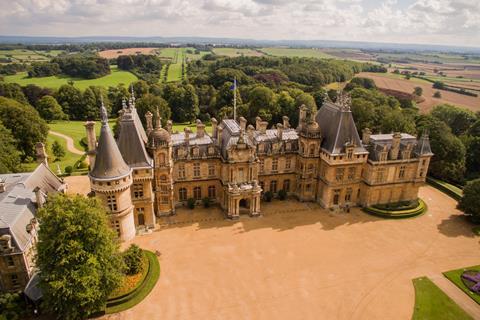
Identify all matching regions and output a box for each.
[363,198,427,219]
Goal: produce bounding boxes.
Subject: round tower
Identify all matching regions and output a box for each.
[88,102,135,241]
[148,109,175,216]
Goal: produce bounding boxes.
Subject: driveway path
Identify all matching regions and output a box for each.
[49,130,85,155]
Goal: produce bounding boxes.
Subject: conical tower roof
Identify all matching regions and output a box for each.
[89,102,131,180]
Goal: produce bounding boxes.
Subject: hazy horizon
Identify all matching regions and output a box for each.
[1,0,479,47]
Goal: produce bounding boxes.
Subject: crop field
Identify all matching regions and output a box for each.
[3,65,138,90]
[0,49,50,63]
[358,72,480,113]
[98,47,158,59]
[157,48,179,59]
[184,47,210,61]
[212,48,264,57]
[260,47,334,59]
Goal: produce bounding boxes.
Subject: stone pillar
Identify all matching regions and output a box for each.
[84,121,96,168]
[239,117,247,131]
[276,123,283,141]
[362,128,371,145]
[217,126,223,147]
[283,116,290,129]
[35,142,48,166]
[390,132,401,160]
[256,117,262,131]
[211,118,218,139]
[196,119,205,138]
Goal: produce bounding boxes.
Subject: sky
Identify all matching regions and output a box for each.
[1,0,480,47]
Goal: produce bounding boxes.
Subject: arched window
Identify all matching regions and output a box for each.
[158,153,165,164]
[179,188,187,201]
[160,175,167,181]
[208,185,216,199]
[309,145,315,156]
[193,186,202,200]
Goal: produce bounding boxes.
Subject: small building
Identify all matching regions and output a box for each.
[0,163,66,292]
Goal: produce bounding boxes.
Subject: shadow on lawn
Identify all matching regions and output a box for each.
[437,214,476,238]
[156,200,380,234]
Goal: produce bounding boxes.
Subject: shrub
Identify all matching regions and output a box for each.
[263,191,273,202]
[433,91,442,98]
[64,166,73,175]
[202,197,211,208]
[123,244,144,275]
[278,189,287,200]
[77,160,88,169]
[80,137,89,150]
[187,197,195,209]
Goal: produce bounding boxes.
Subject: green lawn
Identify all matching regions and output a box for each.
[49,119,116,150]
[444,266,480,305]
[0,49,49,63]
[3,65,138,90]
[184,47,210,61]
[157,48,178,59]
[260,47,334,59]
[212,48,263,57]
[412,277,473,320]
[165,48,185,82]
[172,122,212,134]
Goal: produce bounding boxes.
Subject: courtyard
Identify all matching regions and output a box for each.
[103,186,479,319]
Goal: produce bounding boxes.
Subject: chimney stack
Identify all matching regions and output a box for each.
[299,105,307,123]
[196,119,205,138]
[362,128,372,145]
[211,118,218,138]
[84,121,96,168]
[390,132,402,160]
[239,117,247,131]
[33,186,44,208]
[184,127,191,145]
[256,117,262,131]
[259,121,268,134]
[277,123,284,141]
[247,125,255,141]
[217,126,223,147]
[283,116,290,129]
[166,120,172,134]
[35,142,48,167]
[145,111,153,135]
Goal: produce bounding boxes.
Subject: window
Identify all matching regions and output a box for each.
[178,163,186,179]
[133,184,144,199]
[348,167,356,180]
[179,188,187,201]
[161,196,169,204]
[347,148,353,159]
[333,189,340,205]
[112,220,121,237]
[193,163,201,178]
[306,183,312,192]
[238,168,245,182]
[345,188,352,202]
[160,175,167,181]
[107,195,117,211]
[309,145,315,156]
[270,180,277,193]
[335,168,345,181]
[208,185,216,199]
[158,153,165,165]
[308,163,314,172]
[422,159,426,165]
[160,185,168,192]
[419,169,424,177]
[208,163,215,176]
[285,157,291,170]
[399,166,406,179]
[376,168,386,183]
[193,186,202,200]
[283,179,290,192]
[272,158,278,172]
[6,256,14,267]
[260,159,265,173]
[10,274,19,287]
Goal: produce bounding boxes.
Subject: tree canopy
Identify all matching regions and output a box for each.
[458,179,480,222]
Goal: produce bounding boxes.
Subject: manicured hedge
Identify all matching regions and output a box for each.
[427,177,463,201]
[363,198,427,219]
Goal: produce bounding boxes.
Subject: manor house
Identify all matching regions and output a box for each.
[86,93,433,241]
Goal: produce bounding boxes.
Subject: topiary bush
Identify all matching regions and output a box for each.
[64,166,73,175]
[187,198,195,209]
[202,197,211,208]
[263,191,273,202]
[278,189,287,200]
[123,244,144,275]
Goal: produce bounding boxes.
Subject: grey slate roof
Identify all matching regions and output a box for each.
[90,122,132,180]
[117,108,153,169]
[315,101,366,155]
[415,134,434,156]
[0,163,64,252]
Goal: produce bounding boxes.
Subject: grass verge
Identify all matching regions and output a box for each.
[444,265,480,305]
[427,177,463,200]
[412,276,473,320]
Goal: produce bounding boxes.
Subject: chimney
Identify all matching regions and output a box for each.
[362,128,371,145]
[166,120,172,134]
[196,119,205,138]
[84,121,96,168]
[390,132,402,160]
[0,178,5,193]
[277,123,284,141]
[33,186,44,208]
[35,142,48,167]
[145,111,153,135]
[247,125,255,141]
[211,118,218,138]
[217,126,223,147]
[259,121,268,134]
[283,116,290,129]
[256,117,262,131]
[239,117,247,131]
[299,105,307,123]
[184,127,191,145]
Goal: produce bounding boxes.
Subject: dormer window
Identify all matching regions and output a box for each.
[192,146,199,157]
[258,143,265,153]
[346,147,354,159]
[286,142,291,151]
[208,146,215,155]
[309,145,315,156]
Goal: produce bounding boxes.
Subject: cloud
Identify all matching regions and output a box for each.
[0,0,479,46]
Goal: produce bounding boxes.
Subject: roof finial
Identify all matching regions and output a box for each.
[100,96,108,125]
[155,106,161,129]
[122,97,127,110]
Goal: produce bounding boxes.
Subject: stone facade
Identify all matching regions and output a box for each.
[88,93,433,239]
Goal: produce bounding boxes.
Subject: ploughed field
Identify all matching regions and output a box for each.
[98,48,159,59]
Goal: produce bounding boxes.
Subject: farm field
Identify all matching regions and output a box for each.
[212,48,264,57]
[358,72,480,113]
[98,47,158,59]
[184,47,210,61]
[260,47,334,59]
[0,49,50,63]
[2,65,138,90]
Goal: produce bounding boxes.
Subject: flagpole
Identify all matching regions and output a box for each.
[233,77,237,121]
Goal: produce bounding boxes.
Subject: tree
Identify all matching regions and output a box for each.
[457,179,480,222]
[36,95,67,122]
[182,84,200,122]
[55,84,83,120]
[52,140,66,160]
[413,87,423,96]
[433,81,445,90]
[0,83,28,104]
[22,84,53,108]
[37,194,124,320]
[135,93,171,127]
[123,244,143,275]
[431,104,477,136]
[0,97,49,159]
[294,92,317,118]
[433,91,442,98]
[247,85,277,123]
[0,120,21,173]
